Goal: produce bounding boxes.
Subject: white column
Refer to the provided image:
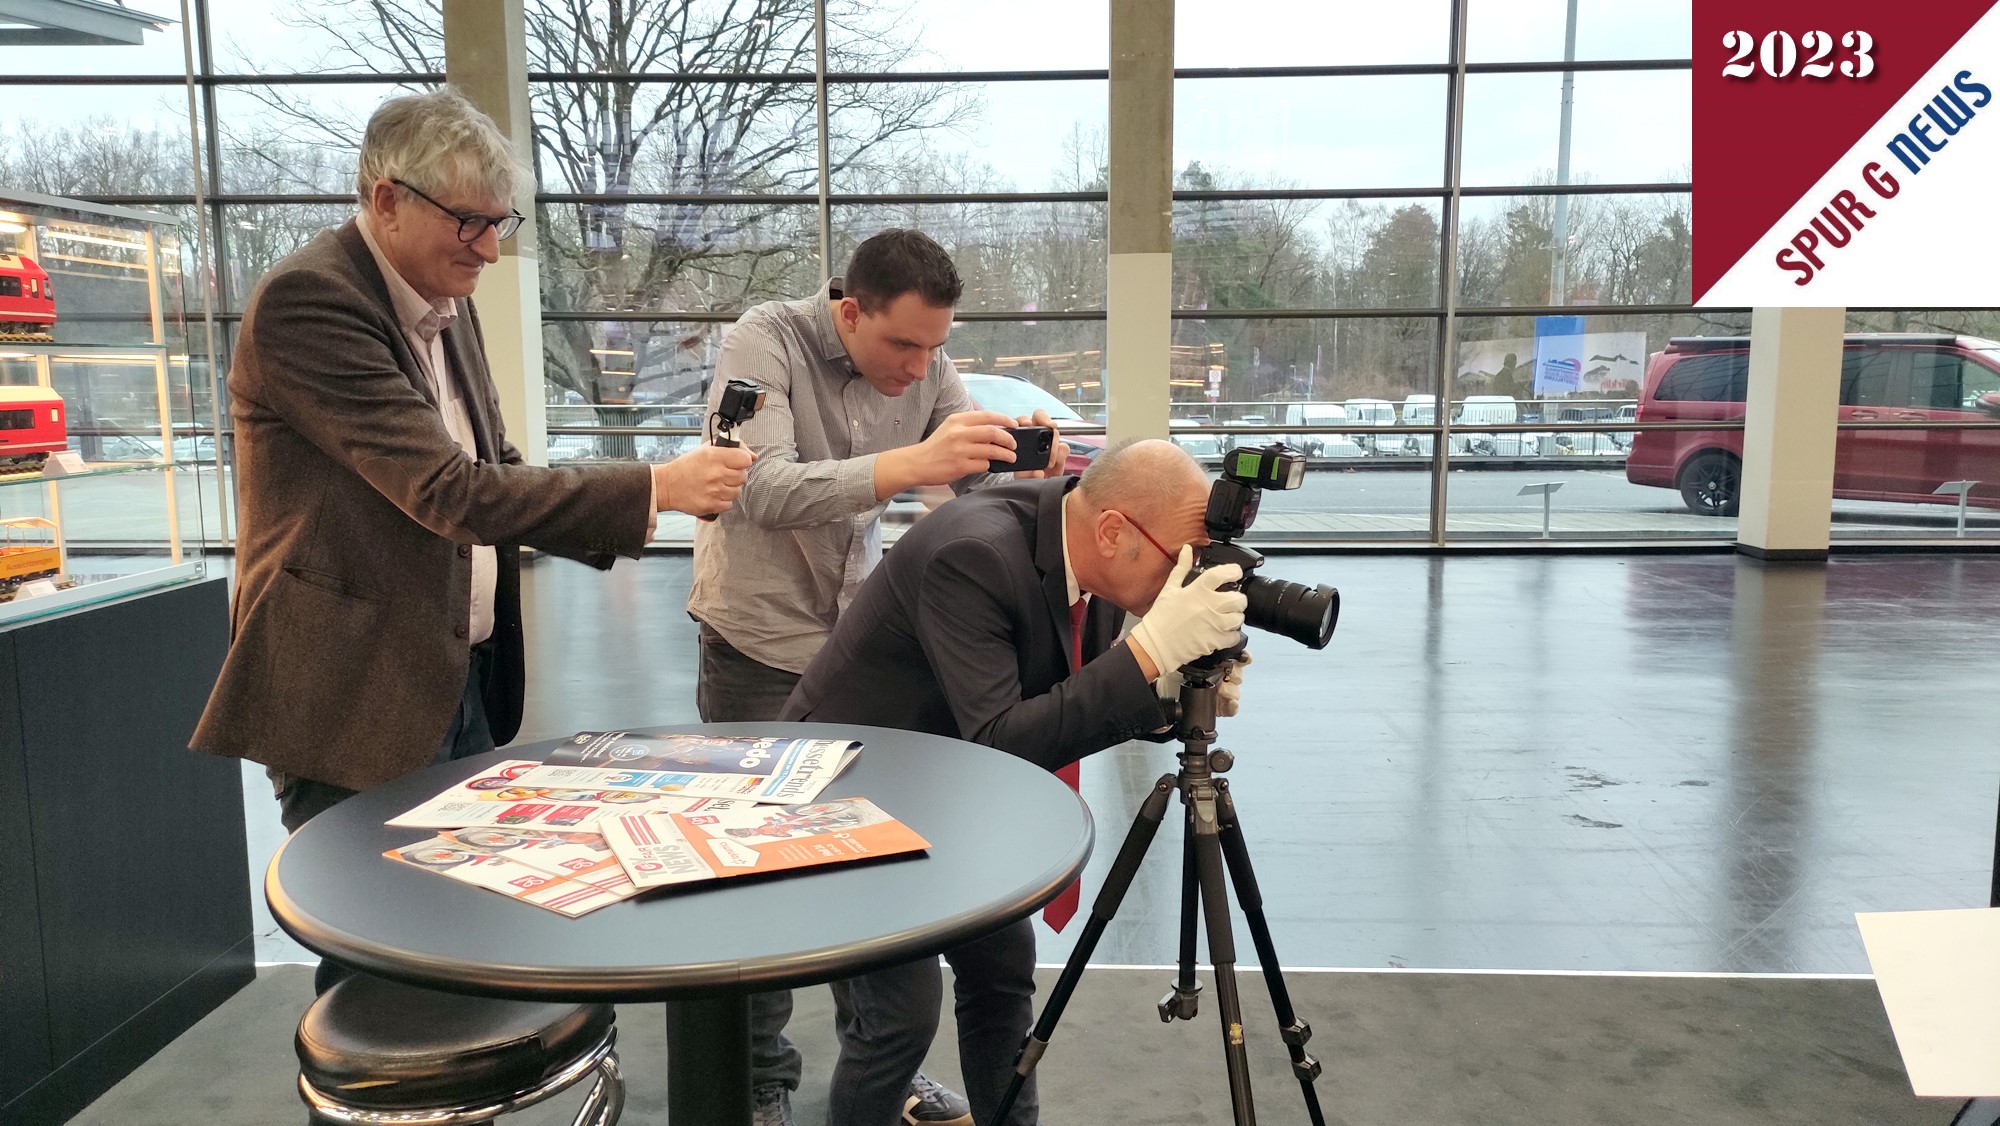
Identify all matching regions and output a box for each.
[445,0,547,467]
[1736,306,1845,560]
[1105,0,1172,448]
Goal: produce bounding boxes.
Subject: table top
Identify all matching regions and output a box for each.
[266,723,1094,1002]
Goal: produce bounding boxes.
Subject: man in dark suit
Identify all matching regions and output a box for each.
[191,88,753,843]
[783,439,1250,1126]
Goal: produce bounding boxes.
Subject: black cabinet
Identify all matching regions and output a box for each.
[0,578,252,1126]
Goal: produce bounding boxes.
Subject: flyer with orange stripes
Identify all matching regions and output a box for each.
[601,797,930,890]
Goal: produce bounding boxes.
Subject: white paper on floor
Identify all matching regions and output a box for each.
[1857,906,2000,1098]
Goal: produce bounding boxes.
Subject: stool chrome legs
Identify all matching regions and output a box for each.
[298,1030,623,1126]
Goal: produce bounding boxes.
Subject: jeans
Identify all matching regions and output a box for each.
[270,641,497,994]
[691,622,806,1093]
[827,918,1040,1126]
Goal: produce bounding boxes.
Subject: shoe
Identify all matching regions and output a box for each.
[752,1081,794,1126]
[901,1072,973,1126]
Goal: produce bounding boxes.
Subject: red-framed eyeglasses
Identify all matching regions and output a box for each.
[1118,511,1180,563]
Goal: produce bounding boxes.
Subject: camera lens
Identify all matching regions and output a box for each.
[1241,575,1339,649]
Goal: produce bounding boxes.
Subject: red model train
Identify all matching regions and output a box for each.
[0,386,66,476]
[0,254,55,340]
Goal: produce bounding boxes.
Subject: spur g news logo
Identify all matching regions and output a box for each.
[1693,2,2000,307]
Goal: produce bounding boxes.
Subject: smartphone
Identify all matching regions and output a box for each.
[989,425,1055,473]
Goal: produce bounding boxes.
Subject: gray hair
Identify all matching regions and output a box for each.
[354,87,526,206]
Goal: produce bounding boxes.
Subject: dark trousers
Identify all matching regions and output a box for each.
[691,623,806,1093]
[269,642,498,994]
[827,918,1039,1126]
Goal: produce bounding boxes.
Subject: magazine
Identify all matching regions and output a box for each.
[512,731,864,805]
[385,759,744,830]
[383,829,641,917]
[598,796,929,890]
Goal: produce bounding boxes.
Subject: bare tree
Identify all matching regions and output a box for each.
[231,0,967,422]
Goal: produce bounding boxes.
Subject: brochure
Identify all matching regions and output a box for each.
[598,796,929,890]
[385,758,727,830]
[513,731,864,805]
[382,830,640,917]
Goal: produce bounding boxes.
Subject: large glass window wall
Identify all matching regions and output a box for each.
[6,0,1985,547]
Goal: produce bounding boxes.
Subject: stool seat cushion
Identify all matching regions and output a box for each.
[297,974,614,1110]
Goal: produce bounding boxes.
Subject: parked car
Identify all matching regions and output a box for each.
[1343,398,1397,454]
[1401,394,1436,456]
[637,412,702,462]
[959,372,1103,475]
[1279,402,1363,458]
[1626,333,2000,516]
[1544,405,1628,456]
[170,435,216,465]
[1169,419,1224,465]
[1451,395,1542,457]
[1611,403,1637,451]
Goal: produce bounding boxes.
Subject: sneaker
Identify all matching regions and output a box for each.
[901,1072,973,1126]
[752,1081,794,1126]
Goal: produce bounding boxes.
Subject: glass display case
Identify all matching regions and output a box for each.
[0,190,211,624]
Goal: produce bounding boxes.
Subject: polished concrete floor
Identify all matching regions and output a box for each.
[245,552,2000,975]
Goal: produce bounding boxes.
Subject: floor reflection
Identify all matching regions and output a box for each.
[243,552,2000,975]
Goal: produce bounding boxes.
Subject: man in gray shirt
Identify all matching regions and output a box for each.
[685,229,1066,1126]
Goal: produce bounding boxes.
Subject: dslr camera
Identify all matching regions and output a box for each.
[1189,442,1339,653]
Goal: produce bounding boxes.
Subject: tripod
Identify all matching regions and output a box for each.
[990,652,1328,1126]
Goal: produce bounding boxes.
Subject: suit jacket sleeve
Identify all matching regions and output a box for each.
[238,268,651,559]
[915,534,1165,770]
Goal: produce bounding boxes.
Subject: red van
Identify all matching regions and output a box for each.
[1625,334,2000,516]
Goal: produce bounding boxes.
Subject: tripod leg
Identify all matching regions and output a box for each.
[1216,784,1328,1126]
[1191,790,1258,1126]
[1159,807,1203,1022]
[989,774,1177,1125]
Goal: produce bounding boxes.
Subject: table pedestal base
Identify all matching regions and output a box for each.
[666,994,751,1124]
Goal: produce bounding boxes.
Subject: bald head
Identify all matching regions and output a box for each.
[1078,439,1208,526]
[1067,439,1214,614]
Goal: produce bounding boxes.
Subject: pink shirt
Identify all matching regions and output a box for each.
[357,214,496,646]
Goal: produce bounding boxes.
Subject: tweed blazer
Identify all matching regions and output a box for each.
[192,220,652,791]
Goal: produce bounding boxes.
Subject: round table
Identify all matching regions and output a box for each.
[266,723,1093,1124]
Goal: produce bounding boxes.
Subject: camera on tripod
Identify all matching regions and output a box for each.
[1188,442,1340,652]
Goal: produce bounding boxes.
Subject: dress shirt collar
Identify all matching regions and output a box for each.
[812,276,859,373]
[356,212,458,343]
[1060,496,1082,606]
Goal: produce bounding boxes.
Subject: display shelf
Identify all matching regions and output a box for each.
[0,462,177,488]
[0,190,208,627]
[0,342,168,358]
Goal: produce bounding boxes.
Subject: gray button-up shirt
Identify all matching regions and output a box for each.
[688,278,995,674]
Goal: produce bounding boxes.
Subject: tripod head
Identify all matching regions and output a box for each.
[1160,651,1241,774]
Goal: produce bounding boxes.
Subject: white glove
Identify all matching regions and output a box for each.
[1155,650,1250,717]
[1129,545,1246,674]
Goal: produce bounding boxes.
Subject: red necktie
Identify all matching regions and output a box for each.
[1044,597,1087,931]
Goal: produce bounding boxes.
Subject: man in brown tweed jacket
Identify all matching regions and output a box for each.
[191,89,751,851]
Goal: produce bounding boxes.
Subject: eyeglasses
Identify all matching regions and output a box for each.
[1117,511,1181,564]
[392,178,525,242]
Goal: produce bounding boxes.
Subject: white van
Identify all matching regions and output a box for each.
[1344,398,1397,454]
[1402,394,1436,456]
[1279,402,1362,458]
[1452,395,1540,457]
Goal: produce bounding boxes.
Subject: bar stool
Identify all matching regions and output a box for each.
[294,973,623,1125]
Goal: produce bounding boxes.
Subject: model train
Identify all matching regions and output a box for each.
[0,386,66,477]
[0,517,59,594]
[0,255,54,340]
